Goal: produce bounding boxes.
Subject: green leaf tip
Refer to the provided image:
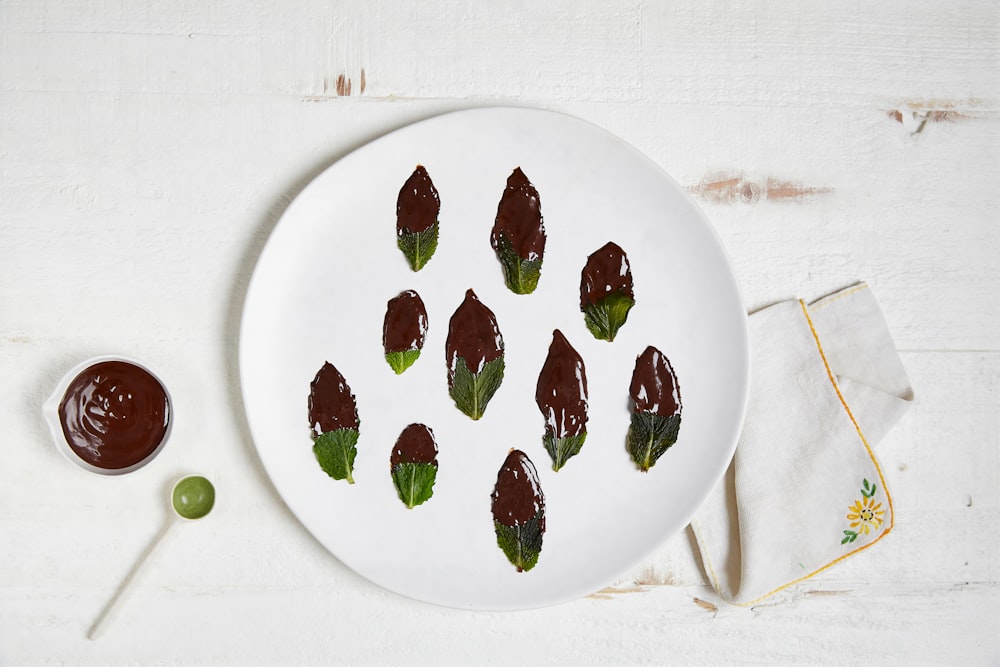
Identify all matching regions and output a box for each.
[583,291,635,342]
[495,234,542,295]
[626,412,681,472]
[313,427,359,483]
[397,220,439,272]
[494,512,544,572]
[449,355,505,420]
[385,349,421,374]
[391,462,437,508]
[542,432,587,471]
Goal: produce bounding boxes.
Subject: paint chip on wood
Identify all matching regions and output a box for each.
[336,74,351,96]
[588,585,647,600]
[889,105,972,133]
[804,589,852,597]
[634,568,677,587]
[302,70,366,101]
[693,597,718,614]
[688,171,832,204]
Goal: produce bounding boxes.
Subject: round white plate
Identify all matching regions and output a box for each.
[239,107,749,610]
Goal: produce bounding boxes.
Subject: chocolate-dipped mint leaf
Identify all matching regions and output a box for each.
[490,168,546,295]
[308,362,361,483]
[396,165,440,271]
[580,242,635,342]
[491,449,545,572]
[446,289,505,420]
[390,423,438,509]
[535,330,589,471]
[626,346,682,472]
[383,290,429,374]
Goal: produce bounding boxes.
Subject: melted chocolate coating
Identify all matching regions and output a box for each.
[308,362,359,437]
[580,241,634,308]
[58,360,170,470]
[535,330,588,439]
[396,165,440,234]
[390,423,438,467]
[383,290,428,353]
[629,346,682,417]
[490,167,546,261]
[491,449,545,528]
[445,289,504,382]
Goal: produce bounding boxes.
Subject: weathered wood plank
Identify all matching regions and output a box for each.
[2,342,995,662]
[3,95,996,350]
[3,1,996,105]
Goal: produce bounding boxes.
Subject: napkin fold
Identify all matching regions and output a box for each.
[691,282,913,605]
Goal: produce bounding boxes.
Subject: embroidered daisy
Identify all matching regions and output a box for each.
[847,496,885,535]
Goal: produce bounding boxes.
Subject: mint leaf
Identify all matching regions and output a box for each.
[313,428,359,483]
[450,355,505,420]
[385,349,421,374]
[626,411,681,471]
[583,291,635,342]
[391,462,437,508]
[397,221,439,272]
[494,512,544,572]
[542,432,587,471]
[495,234,542,295]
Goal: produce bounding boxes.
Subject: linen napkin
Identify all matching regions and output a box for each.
[690,282,914,605]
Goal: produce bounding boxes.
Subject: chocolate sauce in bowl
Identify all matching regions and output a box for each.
[580,241,634,308]
[383,290,429,353]
[57,360,170,470]
[308,362,360,437]
[535,330,588,439]
[445,289,504,384]
[491,449,545,529]
[396,165,440,234]
[390,423,438,467]
[629,346,682,417]
[490,167,546,261]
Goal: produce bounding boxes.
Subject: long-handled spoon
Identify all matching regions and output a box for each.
[87,475,216,640]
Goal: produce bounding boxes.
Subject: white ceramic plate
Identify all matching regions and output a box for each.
[239,107,748,610]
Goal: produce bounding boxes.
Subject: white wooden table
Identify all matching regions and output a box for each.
[3,2,997,664]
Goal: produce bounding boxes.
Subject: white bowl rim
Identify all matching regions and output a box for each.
[42,354,173,476]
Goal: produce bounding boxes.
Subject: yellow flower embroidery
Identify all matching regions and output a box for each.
[842,479,883,544]
[846,496,885,535]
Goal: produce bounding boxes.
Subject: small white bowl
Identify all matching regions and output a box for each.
[42,354,173,475]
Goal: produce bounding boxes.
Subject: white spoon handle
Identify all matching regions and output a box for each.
[87,519,174,640]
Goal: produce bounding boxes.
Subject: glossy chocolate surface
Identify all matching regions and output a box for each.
[629,346,682,417]
[580,241,634,307]
[308,361,359,437]
[535,330,588,439]
[396,165,440,234]
[445,289,504,382]
[58,360,170,470]
[491,449,545,528]
[390,423,438,467]
[383,290,428,353]
[490,167,546,261]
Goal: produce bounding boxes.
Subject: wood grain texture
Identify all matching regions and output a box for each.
[1,0,997,664]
